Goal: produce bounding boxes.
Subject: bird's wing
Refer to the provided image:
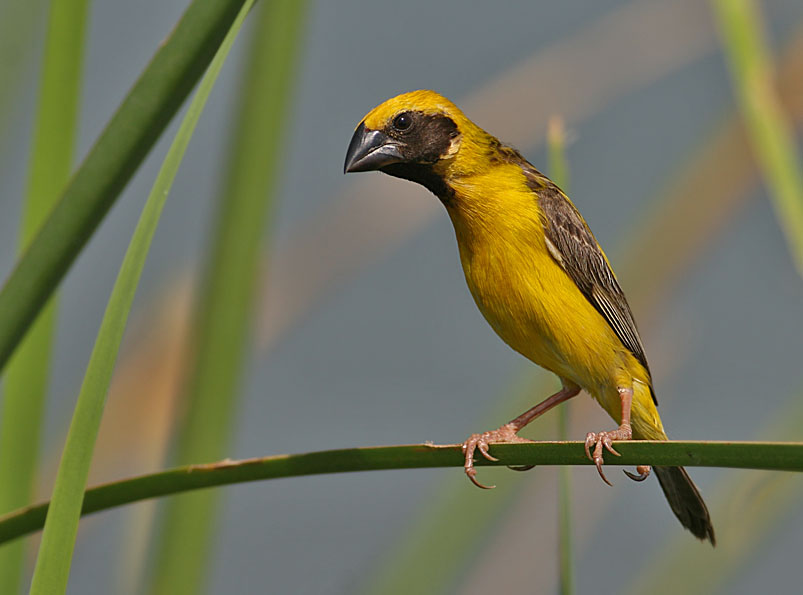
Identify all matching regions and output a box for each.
[522,166,654,397]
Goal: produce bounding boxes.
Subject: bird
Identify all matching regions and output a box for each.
[343,89,714,544]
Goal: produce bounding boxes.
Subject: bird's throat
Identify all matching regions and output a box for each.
[380,163,456,205]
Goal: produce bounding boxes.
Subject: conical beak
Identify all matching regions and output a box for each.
[343,122,404,173]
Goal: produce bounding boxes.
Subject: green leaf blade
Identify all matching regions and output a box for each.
[0,0,90,591]
[711,0,803,275]
[26,2,255,592]
[0,440,798,551]
[0,0,249,374]
[148,1,309,592]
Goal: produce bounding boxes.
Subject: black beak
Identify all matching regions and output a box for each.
[344,122,404,173]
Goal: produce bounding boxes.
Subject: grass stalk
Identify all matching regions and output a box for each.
[710,0,803,275]
[148,2,308,593]
[548,116,574,595]
[0,440,800,549]
[0,0,249,373]
[26,3,254,591]
[0,0,90,591]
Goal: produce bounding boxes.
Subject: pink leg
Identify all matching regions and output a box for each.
[583,387,651,485]
[463,384,581,489]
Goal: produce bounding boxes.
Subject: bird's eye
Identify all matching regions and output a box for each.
[392,112,412,131]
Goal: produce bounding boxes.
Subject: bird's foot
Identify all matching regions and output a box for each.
[462,424,534,489]
[584,425,633,486]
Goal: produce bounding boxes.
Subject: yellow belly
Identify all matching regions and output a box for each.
[448,207,665,439]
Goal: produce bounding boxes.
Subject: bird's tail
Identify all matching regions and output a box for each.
[653,465,716,545]
[628,382,715,544]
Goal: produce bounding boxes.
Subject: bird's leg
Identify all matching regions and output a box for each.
[463,384,581,489]
[583,386,651,485]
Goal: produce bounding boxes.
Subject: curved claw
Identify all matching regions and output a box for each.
[462,426,535,489]
[594,456,613,486]
[477,441,500,462]
[507,464,536,472]
[585,433,601,482]
[465,467,496,489]
[463,433,498,489]
[585,431,617,486]
[623,465,651,482]
[584,425,635,486]
[602,437,621,457]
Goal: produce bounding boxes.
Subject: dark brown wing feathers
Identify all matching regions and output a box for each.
[518,161,655,403]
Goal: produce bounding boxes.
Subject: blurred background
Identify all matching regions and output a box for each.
[1,0,803,593]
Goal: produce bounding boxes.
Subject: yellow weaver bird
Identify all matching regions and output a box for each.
[344,90,714,543]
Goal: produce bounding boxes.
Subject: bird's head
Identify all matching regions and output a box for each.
[344,90,488,197]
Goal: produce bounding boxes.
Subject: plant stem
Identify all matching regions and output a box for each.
[548,115,575,595]
[0,441,799,549]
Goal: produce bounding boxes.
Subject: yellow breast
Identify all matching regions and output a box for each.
[444,169,637,404]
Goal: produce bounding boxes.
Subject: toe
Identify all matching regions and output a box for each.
[591,436,614,486]
[585,426,635,486]
[584,433,596,460]
[462,434,498,489]
[461,425,534,489]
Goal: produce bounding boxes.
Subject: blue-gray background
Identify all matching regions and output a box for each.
[1,0,803,593]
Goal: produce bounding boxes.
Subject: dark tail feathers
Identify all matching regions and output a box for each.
[654,466,715,545]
